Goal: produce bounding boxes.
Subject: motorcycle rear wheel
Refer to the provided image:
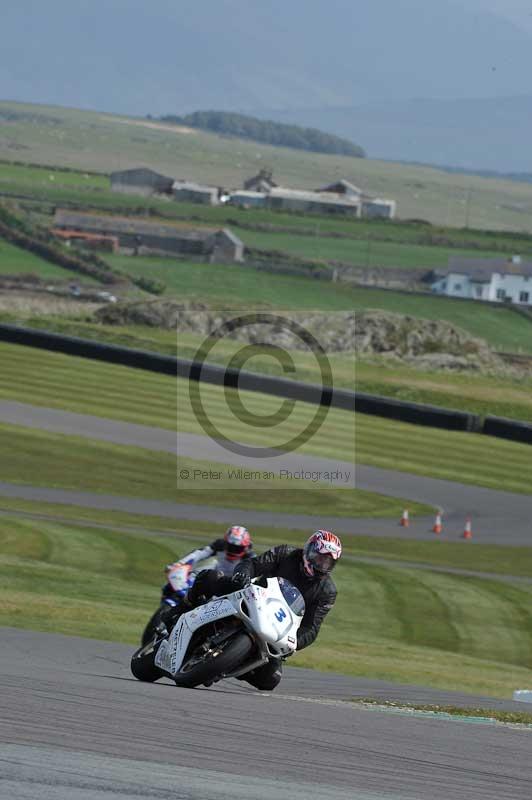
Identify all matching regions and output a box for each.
[173,632,253,688]
[130,639,165,682]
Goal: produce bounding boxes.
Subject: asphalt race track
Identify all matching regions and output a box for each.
[2,628,532,800]
[1,401,532,798]
[0,400,531,544]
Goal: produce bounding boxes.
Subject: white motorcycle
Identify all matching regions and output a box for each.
[130,576,305,688]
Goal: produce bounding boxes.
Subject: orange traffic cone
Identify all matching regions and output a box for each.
[400,509,410,527]
[462,517,473,539]
[433,513,443,535]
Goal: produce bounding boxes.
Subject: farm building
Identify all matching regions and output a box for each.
[318,179,364,198]
[243,170,277,192]
[361,197,397,219]
[52,210,244,263]
[237,173,396,218]
[110,168,174,196]
[320,179,396,218]
[210,228,245,262]
[228,190,267,208]
[267,187,361,216]
[172,180,220,205]
[431,257,532,305]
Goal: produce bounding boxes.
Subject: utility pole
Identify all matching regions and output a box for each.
[464,187,473,229]
[366,236,372,268]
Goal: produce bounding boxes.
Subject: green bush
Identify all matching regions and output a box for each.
[132,275,166,295]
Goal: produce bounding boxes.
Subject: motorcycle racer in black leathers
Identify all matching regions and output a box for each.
[187,530,342,690]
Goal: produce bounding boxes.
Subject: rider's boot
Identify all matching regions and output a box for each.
[158,592,193,631]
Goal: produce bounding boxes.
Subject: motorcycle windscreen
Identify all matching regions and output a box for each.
[278,578,305,617]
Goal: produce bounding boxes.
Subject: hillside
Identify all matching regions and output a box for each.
[161,110,365,157]
[4,2,532,170]
[3,101,532,232]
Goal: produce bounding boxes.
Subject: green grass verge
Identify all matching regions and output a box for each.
[2,315,531,423]
[0,422,430,518]
[2,511,532,698]
[354,700,532,725]
[175,379,532,494]
[174,331,532,423]
[2,495,532,577]
[0,342,531,494]
[0,238,78,280]
[352,361,532,422]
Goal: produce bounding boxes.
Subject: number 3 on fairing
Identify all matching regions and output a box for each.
[274,607,287,622]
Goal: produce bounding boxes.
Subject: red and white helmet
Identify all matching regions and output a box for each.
[224,525,252,561]
[302,530,342,577]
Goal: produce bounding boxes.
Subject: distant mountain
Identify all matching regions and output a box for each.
[3,1,532,170]
[2,0,532,112]
[254,96,532,172]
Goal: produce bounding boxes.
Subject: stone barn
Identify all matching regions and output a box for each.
[228,190,267,208]
[53,210,244,263]
[361,198,397,219]
[110,168,174,196]
[208,229,245,263]
[172,180,219,205]
[267,188,361,216]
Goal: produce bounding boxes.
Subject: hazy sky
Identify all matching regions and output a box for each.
[475,0,532,33]
[2,0,532,168]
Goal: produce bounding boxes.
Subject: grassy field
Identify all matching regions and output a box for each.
[2,510,532,697]
[352,361,532,422]
[3,100,532,233]
[0,341,531,493]
[175,378,532,494]
[0,161,107,190]
[0,421,430,518]
[3,494,532,577]
[103,256,532,354]
[239,229,504,269]
[0,239,78,280]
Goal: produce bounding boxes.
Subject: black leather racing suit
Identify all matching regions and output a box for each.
[233,545,337,652]
[192,544,337,690]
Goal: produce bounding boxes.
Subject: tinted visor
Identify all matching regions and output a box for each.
[226,542,246,557]
[311,552,335,574]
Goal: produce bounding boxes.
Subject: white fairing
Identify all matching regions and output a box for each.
[155,578,302,678]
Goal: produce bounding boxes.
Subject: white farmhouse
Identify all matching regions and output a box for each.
[431,257,532,306]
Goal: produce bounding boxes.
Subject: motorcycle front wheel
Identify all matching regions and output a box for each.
[130,638,165,682]
[173,632,253,688]
[141,608,163,647]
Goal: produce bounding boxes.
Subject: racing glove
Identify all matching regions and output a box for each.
[231,571,251,589]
